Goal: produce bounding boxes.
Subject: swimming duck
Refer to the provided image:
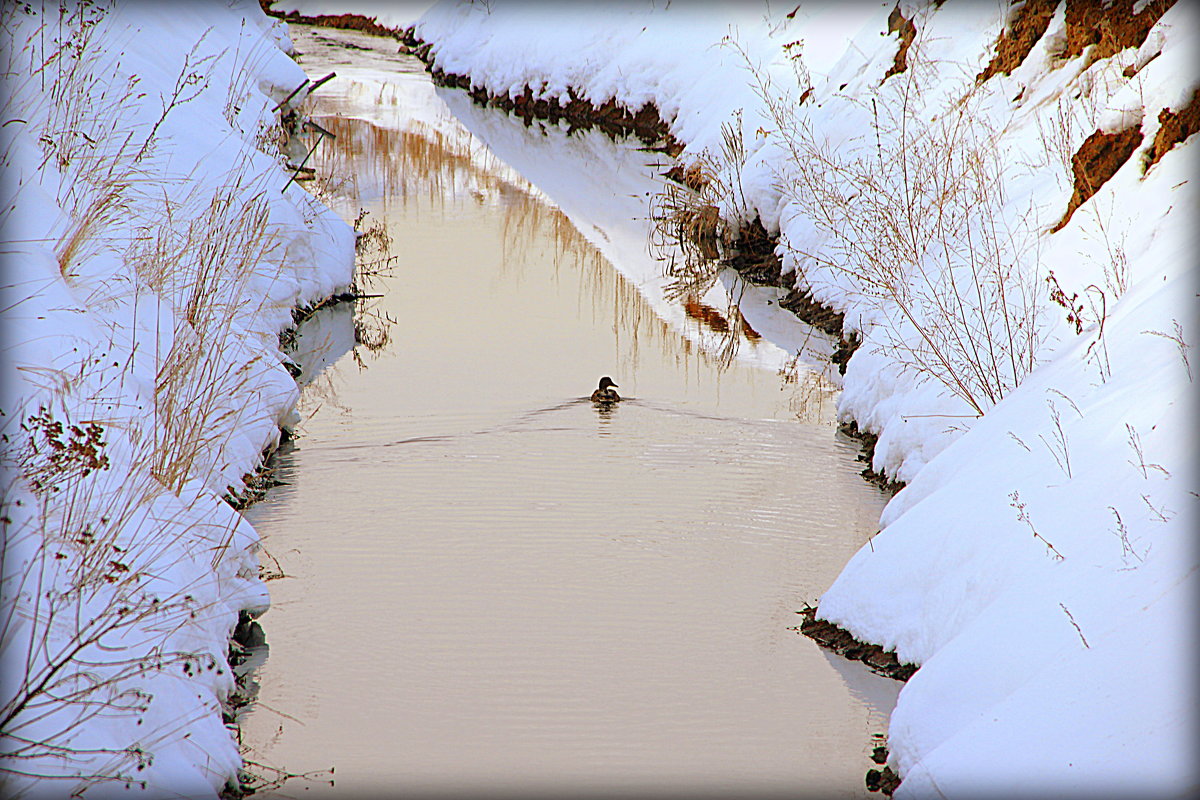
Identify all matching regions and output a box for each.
[590,376,620,403]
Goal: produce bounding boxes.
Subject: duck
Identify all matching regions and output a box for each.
[590,376,620,403]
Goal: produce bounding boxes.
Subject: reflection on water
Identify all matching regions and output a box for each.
[308,95,819,420]
[312,115,518,207]
[237,25,899,798]
[432,84,840,411]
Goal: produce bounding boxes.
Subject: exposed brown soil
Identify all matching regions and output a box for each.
[976,0,1058,83]
[1052,125,1143,231]
[226,460,286,510]
[830,330,861,375]
[866,764,902,795]
[794,605,918,682]
[838,420,906,493]
[883,4,918,81]
[402,29,680,151]
[723,215,783,285]
[1058,0,1175,65]
[397,47,904,491]
[435,68,682,151]
[777,281,845,339]
[719,222,868,378]
[1145,86,1200,171]
[261,1,404,39]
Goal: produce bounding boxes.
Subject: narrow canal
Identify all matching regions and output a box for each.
[238,25,899,799]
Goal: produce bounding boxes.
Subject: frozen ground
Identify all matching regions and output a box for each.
[407,1,1197,797]
[1,2,353,795]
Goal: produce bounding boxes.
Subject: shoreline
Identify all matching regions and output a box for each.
[220,293,357,798]
[397,26,915,796]
[241,14,910,794]
[258,5,1197,796]
[400,17,914,673]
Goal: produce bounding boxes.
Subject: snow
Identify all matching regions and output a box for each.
[294,23,833,381]
[433,88,832,378]
[6,0,1192,794]
[410,0,1197,796]
[1,2,353,796]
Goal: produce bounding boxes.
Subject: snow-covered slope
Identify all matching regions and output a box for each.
[1,2,353,795]
[413,1,1197,796]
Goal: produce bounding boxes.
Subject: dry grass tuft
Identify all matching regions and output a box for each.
[727,31,1048,415]
[650,117,749,303]
[1,5,306,790]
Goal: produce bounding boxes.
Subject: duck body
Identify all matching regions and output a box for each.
[590,376,620,403]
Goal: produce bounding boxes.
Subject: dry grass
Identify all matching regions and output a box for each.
[1,5,302,791]
[731,29,1046,415]
[647,115,773,368]
[309,114,512,206]
[649,116,749,303]
[8,4,217,282]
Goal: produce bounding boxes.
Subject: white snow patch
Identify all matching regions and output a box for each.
[1,2,353,794]
[411,0,1197,795]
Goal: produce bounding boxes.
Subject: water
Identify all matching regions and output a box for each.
[238,25,899,799]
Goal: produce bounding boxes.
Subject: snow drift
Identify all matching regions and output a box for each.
[412,1,1197,796]
[0,2,353,795]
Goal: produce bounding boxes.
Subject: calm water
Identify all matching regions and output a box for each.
[238,26,898,799]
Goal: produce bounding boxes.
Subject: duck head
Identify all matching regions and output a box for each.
[597,376,618,391]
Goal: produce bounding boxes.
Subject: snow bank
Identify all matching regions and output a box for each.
[1,2,353,795]
[413,1,1197,795]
